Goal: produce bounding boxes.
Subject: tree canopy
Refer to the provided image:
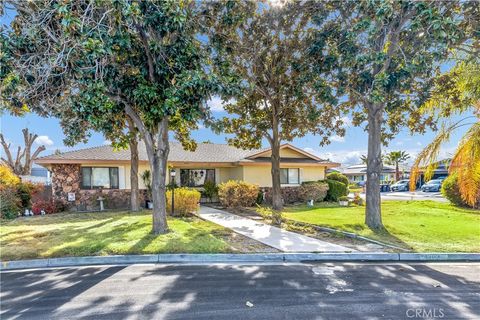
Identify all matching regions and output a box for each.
[309,0,477,228]
[4,0,217,233]
[202,0,344,210]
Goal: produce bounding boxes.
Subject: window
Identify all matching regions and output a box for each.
[280,168,299,184]
[81,167,119,189]
[180,169,215,187]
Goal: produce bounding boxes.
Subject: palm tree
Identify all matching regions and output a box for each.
[385,151,410,181]
[360,155,368,165]
[410,60,480,208]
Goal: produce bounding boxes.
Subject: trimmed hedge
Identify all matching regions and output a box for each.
[166,188,201,217]
[218,180,259,208]
[326,172,349,187]
[325,179,348,202]
[299,181,329,202]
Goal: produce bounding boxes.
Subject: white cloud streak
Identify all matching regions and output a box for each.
[206,96,236,112]
[35,135,54,146]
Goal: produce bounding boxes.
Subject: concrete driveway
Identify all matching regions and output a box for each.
[1,263,479,319]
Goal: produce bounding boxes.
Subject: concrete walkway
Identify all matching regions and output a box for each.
[198,206,355,252]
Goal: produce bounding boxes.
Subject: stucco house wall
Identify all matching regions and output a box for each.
[37,143,338,210]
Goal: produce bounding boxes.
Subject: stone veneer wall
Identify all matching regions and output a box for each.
[51,164,147,211]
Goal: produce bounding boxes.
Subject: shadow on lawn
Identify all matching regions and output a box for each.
[2,210,150,227]
[365,226,413,250]
[1,215,231,260]
[1,262,478,319]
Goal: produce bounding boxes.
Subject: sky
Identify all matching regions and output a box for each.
[1,98,465,167]
[0,5,466,167]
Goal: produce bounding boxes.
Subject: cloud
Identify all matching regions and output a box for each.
[330,135,345,143]
[206,96,236,112]
[103,140,112,145]
[35,136,54,146]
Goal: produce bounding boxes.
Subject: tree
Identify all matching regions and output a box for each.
[385,151,410,181]
[0,128,45,175]
[410,60,480,208]
[360,155,368,165]
[5,0,215,234]
[203,0,344,211]
[309,1,473,229]
[1,3,142,212]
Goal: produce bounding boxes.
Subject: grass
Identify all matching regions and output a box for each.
[0,210,237,261]
[283,201,480,252]
[348,187,363,193]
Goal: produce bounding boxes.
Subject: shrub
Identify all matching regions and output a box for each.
[166,187,201,217]
[299,181,329,202]
[352,193,364,206]
[441,174,475,207]
[0,187,21,219]
[262,186,301,204]
[256,191,264,205]
[326,172,349,187]
[218,180,259,208]
[256,205,282,225]
[325,179,348,202]
[203,180,219,202]
[31,200,65,215]
[141,170,152,199]
[0,165,20,186]
[16,182,33,209]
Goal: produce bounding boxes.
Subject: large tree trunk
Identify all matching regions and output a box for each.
[124,106,169,234]
[365,105,384,230]
[270,140,283,211]
[146,118,170,235]
[129,137,140,212]
[270,111,283,211]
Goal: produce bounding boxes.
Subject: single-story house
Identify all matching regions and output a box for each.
[35,142,339,211]
[339,164,396,184]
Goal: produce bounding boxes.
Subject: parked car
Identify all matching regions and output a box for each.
[421,179,443,192]
[390,179,410,192]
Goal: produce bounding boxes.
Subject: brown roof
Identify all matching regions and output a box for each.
[35,142,338,167]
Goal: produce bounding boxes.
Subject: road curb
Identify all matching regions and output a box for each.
[284,218,410,252]
[1,253,479,270]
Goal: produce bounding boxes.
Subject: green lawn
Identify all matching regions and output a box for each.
[0,210,236,261]
[283,201,480,252]
[348,186,363,193]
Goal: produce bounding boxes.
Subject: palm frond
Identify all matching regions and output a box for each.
[409,122,454,190]
[450,122,480,207]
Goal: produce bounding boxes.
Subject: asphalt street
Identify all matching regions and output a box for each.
[1,263,479,320]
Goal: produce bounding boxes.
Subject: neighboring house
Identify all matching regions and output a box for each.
[19,165,51,185]
[412,159,450,186]
[35,142,339,211]
[340,164,396,184]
